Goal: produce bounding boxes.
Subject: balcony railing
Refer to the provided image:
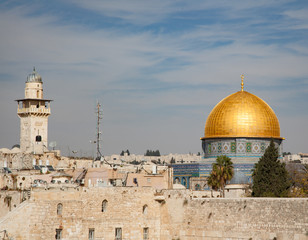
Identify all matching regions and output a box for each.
[17,107,51,114]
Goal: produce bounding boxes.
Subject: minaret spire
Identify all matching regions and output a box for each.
[241,74,244,91]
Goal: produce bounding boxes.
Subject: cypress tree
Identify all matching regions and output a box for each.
[252,140,290,197]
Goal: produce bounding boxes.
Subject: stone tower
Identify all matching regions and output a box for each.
[16,68,52,154]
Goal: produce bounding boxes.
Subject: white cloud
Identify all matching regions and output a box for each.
[284,9,308,21]
[69,0,292,25]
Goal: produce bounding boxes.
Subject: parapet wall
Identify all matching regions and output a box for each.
[0,188,307,240]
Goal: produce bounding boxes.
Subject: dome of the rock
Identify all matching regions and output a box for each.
[202,90,282,140]
[201,76,283,162]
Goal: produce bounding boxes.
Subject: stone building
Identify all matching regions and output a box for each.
[16,68,52,154]
[126,165,173,190]
[283,153,308,164]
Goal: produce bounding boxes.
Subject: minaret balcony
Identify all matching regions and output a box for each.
[17,107,51,115]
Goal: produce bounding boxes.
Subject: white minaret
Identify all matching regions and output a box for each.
[16,68,52,154]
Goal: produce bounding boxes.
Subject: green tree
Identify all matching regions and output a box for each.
[145,150,149,156]
[252,140,290,197]
[282,152,291,157]
[155,150,161,156]
[287,163,308,197]
[144,149,160,156]
[207,172,220,197]
[208,155,234,197]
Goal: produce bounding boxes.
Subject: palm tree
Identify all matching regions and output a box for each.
[207,170,220,197]
[208,155,234,197]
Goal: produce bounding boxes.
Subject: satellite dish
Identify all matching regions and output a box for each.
[49,141,57,150]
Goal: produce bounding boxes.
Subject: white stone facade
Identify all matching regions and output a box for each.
[283,153,308,164]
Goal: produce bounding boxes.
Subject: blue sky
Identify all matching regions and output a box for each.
[0,0,307,156]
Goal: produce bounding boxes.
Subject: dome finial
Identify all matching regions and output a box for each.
[240,74,244,91]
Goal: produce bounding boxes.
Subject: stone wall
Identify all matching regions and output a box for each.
[0,188,307,240]
[0,187,162,240]
[161,191,308,239]
[0,190,28,218]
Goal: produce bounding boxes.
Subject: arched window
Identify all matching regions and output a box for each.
[57,203,63,215]
[182,177,187,187]
[143,205,148,215]
[102,200,108,212]
[195,184,201,191]
[173,177,180,184]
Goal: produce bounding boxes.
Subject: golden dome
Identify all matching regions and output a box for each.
[202,90,282,139]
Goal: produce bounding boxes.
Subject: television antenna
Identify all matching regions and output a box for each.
[94,101,112,167]
[96,101,103,160]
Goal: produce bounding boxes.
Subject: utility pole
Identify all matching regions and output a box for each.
[96,101,102,160]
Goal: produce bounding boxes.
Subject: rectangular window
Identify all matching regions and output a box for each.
[115,228,122,240]
[55,229,62,240]
[143,227,149,240]
[89,228,94,240]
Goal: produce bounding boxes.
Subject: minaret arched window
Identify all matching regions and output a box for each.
[143,205,148,215]
[102,200,108,212]
[57,203,63,215]
[36,135,42,142]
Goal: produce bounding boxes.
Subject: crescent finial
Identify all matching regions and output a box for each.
[241,74,244,91]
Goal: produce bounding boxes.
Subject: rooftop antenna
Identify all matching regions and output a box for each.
[96,101,103,160]
[94,101,112,167]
